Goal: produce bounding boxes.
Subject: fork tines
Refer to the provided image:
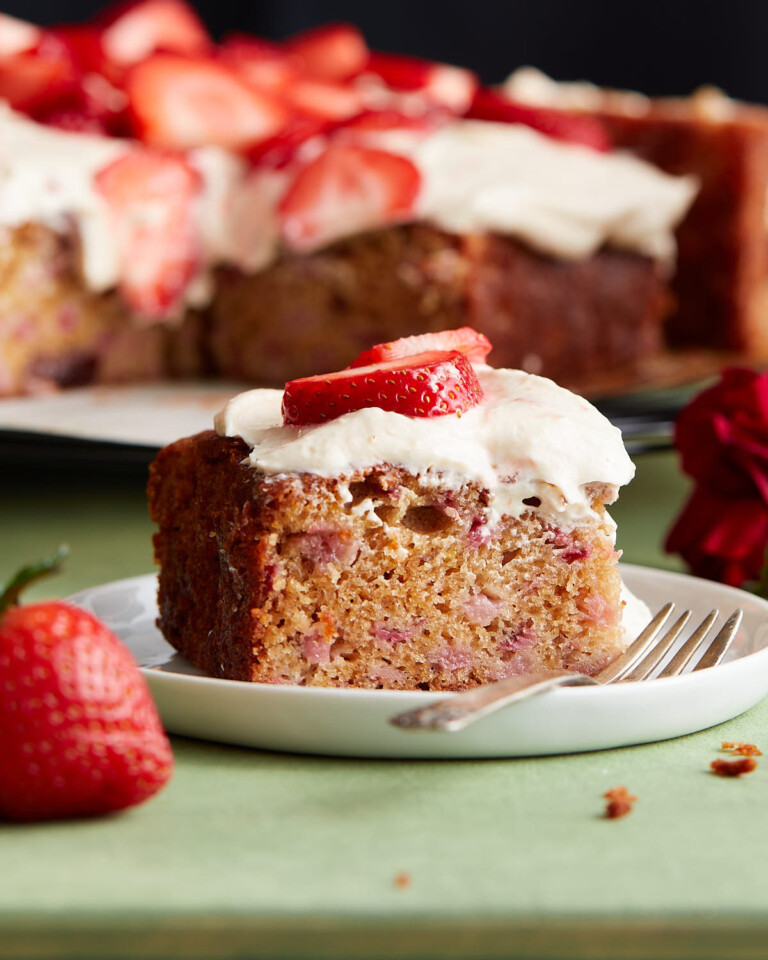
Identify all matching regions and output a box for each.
[610,605,743,683]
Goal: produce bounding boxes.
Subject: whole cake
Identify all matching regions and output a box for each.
[0,2,696,395]
[148,329,642,690]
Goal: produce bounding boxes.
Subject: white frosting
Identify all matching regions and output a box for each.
[215,365,634,525]
[0,103,696,306]
[506,67,738,125]
[406,121,697,263]
[188,148,287,279]
[504,67,653,117]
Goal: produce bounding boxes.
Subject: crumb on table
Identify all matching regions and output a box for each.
[721,741,762,757]
[603,785,637,819]
[711,757,758,777]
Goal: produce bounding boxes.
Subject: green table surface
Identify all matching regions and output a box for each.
[3,451,768,960]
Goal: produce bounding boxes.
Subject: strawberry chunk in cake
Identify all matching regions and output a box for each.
[148,329,645,690]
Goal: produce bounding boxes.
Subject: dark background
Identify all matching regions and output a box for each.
[7,0,768,104]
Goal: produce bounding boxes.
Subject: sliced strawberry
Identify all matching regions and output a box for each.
[336,108,445,135]
[43,107,111,134]
[366,52,478,114]
[101,0,210,68]
[0,32,78,115]
[350,327,493,368]
[125,54,288,151]
[52,24,108,76]
[0,13,41,58]
[95,149,202,317]
[286,23,368,82]
[279,144,420,250]
[219,34,301,93]
[467,88,612,152]
[246,113,330,169]
[282,349,484,425]
[37,27,128,133]
[284,78,364,121]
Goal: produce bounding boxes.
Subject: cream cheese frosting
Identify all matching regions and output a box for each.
[401,120,697,264]
[503,67,653,116]
[0,102,696,307]
[215,365,635,526]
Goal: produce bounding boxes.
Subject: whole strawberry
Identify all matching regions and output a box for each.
[0,549,173,821]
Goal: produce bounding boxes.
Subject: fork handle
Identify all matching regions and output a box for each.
[390,670,598,733]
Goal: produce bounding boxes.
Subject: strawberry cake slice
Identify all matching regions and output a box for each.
[148,329,643,690]
[0,2,696,395]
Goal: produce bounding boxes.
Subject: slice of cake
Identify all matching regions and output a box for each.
[0,4,696,396]
[148,329,637,691]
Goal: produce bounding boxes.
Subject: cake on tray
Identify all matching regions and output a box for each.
[0,2,696,396]
[148,328,645,690]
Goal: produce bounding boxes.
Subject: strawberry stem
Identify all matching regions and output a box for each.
[0,545,68,614]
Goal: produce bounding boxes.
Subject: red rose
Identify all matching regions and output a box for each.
[666,368,768,586]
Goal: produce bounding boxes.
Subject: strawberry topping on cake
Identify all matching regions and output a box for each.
[366,52,478,114]
[95,148,202,315]
[350,327,493,367]
[285,23,369,82]
[0,0,698,345]
[0,12,41,57]
[125,53,289,150]
[217,35,301,94]
[0,3,611,155]
[467,87,611,152]
[278,144,421,250]
[282,348,484,425]
[100,0,211,67]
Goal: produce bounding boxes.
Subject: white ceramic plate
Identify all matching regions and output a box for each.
[69,564,768,758]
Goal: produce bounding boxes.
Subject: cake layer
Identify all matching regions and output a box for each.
[148,430,628,690]
[0,224,205,395]
[0,222,669,394]
[209,225,670,387]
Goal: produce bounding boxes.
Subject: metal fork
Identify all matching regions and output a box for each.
[390,604,743,733]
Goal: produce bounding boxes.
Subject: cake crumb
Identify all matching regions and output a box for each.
[603,786,637,819]
[393,872,412,889]
[710,757,758,777]
[721,741,762,757]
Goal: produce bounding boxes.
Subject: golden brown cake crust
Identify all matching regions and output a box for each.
[148,430,627,691]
